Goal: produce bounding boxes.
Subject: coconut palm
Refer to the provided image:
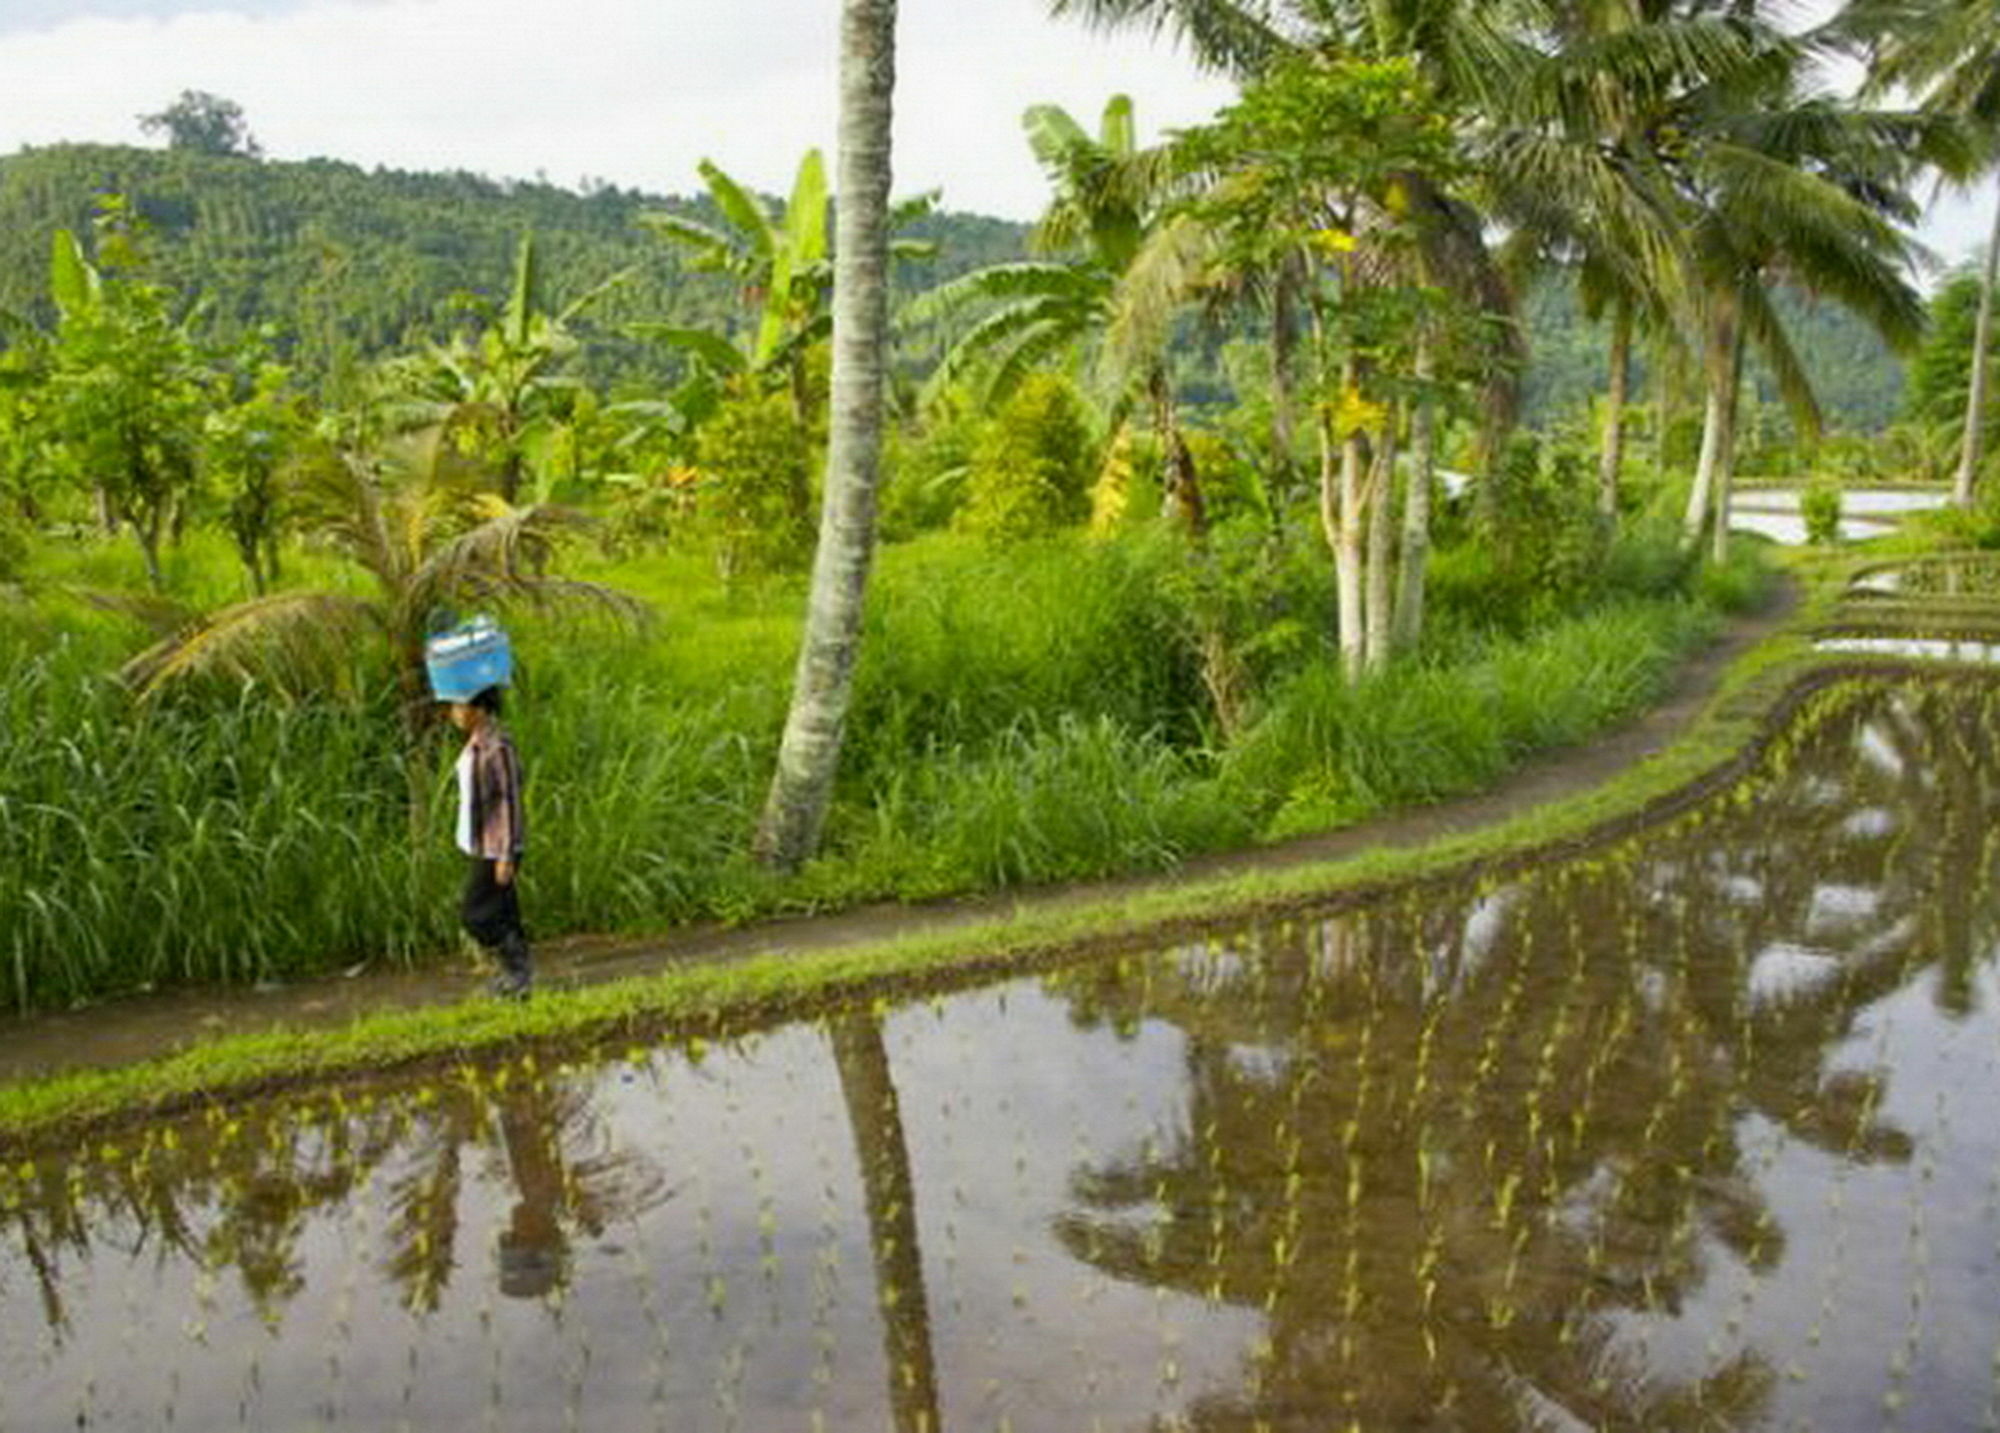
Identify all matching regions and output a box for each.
[1668,43,1942,556]
[1844,0,2000,507]
[753,0,898,870]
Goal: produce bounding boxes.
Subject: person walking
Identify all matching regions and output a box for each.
[446,684,534,998]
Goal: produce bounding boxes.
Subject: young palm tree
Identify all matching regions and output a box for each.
[1846,0,2000,507]
[124,420,643,743]
[754,0,898,871]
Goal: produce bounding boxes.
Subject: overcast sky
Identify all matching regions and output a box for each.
[0,0,1988,265]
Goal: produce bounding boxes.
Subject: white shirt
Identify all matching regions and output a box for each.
[454,743,477,856]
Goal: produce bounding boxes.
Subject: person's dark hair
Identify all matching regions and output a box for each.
[470,686,505,717]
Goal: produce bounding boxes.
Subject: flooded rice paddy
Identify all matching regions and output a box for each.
[8,675,2000,1430]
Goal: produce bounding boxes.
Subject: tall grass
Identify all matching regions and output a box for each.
[1,525,1755,1013]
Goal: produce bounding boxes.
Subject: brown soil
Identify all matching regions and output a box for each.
[0,586,1798,1086]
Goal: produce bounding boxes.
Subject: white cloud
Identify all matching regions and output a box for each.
[0,0,1232,217]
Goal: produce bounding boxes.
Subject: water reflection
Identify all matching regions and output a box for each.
[3,677,2000,1428]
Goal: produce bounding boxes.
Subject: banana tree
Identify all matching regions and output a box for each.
[903,95,1208,531]
[383,232,628,504]
[640,152,935,421]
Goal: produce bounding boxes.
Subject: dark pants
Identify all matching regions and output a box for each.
[462,858,532,978]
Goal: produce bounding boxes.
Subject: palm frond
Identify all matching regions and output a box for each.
[1045,0,1293,76]
[1102,212,1218,382]
[899,262,1106,327]
[1736,280,1823,438]
[123,590,384,700]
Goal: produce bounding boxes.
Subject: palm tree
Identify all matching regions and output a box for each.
[640,152,934,422]
[1668,48,1939,557]
[1845,0,2000,508]
[753,0,898,871]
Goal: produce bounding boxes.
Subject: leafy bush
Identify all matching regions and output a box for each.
[955,373,1096,542]
[690,385,816,579]
[1800,479,1842,546]
[1472,433,1611,622]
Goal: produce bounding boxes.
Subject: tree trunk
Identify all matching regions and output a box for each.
[1336,430,1368,680]
[1393,342,1436,652]
[830,1014,940,1433]
[1954,176,2000,510]
[1684,297,1740,548]
[754,0,897,870]
[1364,416,1398,672]
[1712,329,1745,566]
[1599,299,1631,520]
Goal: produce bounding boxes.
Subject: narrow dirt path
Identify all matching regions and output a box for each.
[0,586,1797,1084]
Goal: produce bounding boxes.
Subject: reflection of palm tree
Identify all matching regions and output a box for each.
[1044,676,2000,1427]
[1055,905,1779,1429]
[830,1012,941,1433]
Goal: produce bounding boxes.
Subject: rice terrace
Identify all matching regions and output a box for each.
[4,0,2000,1429]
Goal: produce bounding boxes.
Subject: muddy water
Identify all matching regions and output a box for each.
[7,676,2000,1431]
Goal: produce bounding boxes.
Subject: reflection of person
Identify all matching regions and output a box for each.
[495,1087,568,1299]
[445,686,533,998]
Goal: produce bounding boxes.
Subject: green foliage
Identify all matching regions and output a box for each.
[1224,597,1715,837]
[1801,479,1843,546]
[690,385,815,578]
[1906,267,2000,439]
[39,205,210,590]
[202,343,303,592]
[955,373,1096,542]
[0,517,1754,1014]
[846,529,1200,771]
[879,398,980,538]
[1466,433,1609,623]
[138,90,260,158]
[0,143,1026,396]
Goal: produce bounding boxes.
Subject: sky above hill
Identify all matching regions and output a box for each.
[0,0,1230,218]
[0,0,1988,266]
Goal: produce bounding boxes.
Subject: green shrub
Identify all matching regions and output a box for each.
[956,373,1096,542]
[690,385,816,579]
[1800,479,1842,546]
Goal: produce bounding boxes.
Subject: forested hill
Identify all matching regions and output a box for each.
[0,142,1906,428]
[0,142,1030,389]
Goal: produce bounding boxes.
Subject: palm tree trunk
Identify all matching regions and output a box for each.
[830,1014,940,1433]
[1712,326,1746,566]
[1684,298,1740,547]
[1364,415,1398,671]
[1392,351,1435,652]
[1599,299,1631,520]
[754,0,897,870]
[1954,177,2000,510]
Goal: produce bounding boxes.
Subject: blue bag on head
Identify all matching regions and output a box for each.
[425,615,513,701]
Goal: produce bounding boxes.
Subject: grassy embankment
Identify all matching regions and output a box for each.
[4,520,1762,1014]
